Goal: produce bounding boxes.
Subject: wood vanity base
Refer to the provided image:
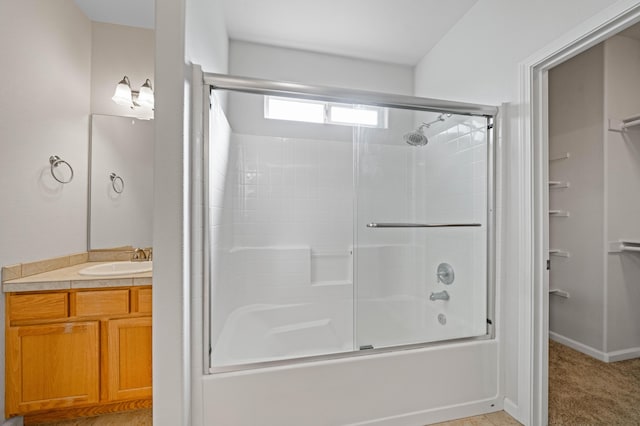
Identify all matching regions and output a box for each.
[5,286,152,420]
[23,398,152,425]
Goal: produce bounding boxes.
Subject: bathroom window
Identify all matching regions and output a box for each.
[264,96,388,128]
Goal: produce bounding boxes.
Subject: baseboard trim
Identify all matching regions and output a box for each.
[550,332,607,361]
[550,332,640,363]
[606,347,640,362]
[347,397,503,425]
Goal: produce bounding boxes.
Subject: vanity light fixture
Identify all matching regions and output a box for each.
[111,75,154,110]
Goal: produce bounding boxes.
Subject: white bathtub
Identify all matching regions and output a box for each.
[212,301,353,367]
[204,294,498,426]
[211,295,485,368]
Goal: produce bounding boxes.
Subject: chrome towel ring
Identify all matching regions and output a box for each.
[49,155,74,184]
[110,172,124,194]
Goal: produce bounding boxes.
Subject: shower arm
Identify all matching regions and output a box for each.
[418,113,451,130]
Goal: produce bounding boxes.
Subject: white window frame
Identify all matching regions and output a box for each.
[264,96,388,128]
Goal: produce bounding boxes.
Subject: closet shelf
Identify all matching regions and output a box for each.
[550,152,570,162]
[609,240,640,253]
[549,181,570,189]
[608,115,640,132]
[549,249,570,258]
[549,289,570,298]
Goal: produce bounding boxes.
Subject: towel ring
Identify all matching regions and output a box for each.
[49,155,74,184]
[110,172,124,194]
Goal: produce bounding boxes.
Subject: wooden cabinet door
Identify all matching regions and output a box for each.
[6,321,100,416]
[106,317,152,401]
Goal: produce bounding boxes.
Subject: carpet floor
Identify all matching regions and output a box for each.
[549,339,640,425]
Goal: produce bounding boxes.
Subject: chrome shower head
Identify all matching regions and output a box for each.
[403,113,452,147]
[403,126,428,146]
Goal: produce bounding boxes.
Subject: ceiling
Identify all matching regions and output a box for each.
[74,0,154,29]
[74,0,479,65]
[222,0,477,65]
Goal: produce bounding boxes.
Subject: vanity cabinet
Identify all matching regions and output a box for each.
[6,321,100,414]
[5,286,152,419]
[105,316,152,401]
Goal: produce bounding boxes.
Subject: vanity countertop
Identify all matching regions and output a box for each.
[3,261,152,293]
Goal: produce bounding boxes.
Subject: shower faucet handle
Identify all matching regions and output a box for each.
[429,290,450,301]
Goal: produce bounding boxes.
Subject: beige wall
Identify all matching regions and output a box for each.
[604,35,640,355]
[0,0,92,267]
[91,22,155,118]
[0,0,92,420]
[548,44,606,351]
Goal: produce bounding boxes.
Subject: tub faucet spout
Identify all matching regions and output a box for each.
[429,290,450,301]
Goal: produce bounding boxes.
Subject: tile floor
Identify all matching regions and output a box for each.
[432,410,521,426]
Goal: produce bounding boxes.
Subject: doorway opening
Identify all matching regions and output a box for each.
[546,23,640,422]
[527,5,640,425]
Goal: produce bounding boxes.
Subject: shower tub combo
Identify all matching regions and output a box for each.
[201,74,498,425]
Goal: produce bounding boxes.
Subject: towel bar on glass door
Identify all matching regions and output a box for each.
[366,223,481,228]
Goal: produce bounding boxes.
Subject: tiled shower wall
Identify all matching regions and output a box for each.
[419,116,488,336]
[214,132,356,325]
[212,111,488,343]
[230,134,353,252]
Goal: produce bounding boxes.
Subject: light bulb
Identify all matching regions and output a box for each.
[112,76,133,107]
[137,79,154,109]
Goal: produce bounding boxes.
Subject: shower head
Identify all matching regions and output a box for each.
[403,126,429,146]
[403,113,452,147]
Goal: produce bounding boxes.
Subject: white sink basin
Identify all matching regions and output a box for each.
[79,261,153,276]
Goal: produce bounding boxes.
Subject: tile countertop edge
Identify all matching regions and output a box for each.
[70,278,134,289]
[2,261,152,293]
[3,281,72,293]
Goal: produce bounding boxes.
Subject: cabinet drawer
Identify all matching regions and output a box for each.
[135,288,152,313]
[71,289,130,317]
[8,293,68,322]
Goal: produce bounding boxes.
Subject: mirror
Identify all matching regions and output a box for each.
[89,114,154,249]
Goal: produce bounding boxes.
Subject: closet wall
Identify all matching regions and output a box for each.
[604,35,640,356]
[549,33,640,362]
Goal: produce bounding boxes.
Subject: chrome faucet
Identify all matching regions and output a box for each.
[131,248,148,262]
[429,290,450,301]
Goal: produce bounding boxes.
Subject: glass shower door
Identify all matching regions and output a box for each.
[354,110,490,350]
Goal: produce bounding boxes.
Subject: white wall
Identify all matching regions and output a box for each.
[230,40,413,94]
[0,0,91,421]
[154,0,229,424]
[414,0,620,105]
[91,22,155,119]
